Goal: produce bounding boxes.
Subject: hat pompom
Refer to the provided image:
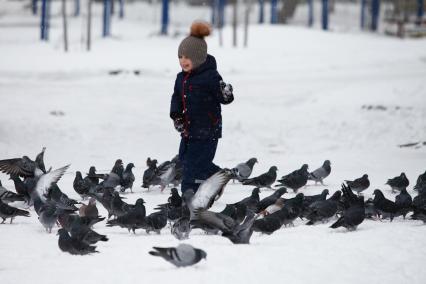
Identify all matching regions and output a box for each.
[190,21,211,38]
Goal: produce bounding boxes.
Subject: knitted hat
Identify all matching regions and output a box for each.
[178,21,212,70]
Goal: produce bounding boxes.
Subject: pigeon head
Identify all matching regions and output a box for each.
[89,166,97,174]
[147,158,158,168]
[126,163,135,170]
[322,189,329,196]
[35,147,46,173]
[196,249,207,260]
[57,228,69,237]
[362,174,369,179]
[269,166,278,172]
[115,159,123,165]
[295,193,304,201]
[135,198,146,206]
[171,188,178,195]
[252,187,260,195]
[324,160,331,166]
[373,189,384,197]
[400,172,406,178]
[330,190,341,200]
[75,171,83,179]
[276,187,287,195]
[89,198,96,205]
[301,164,309,171]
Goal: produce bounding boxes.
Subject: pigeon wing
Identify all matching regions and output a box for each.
[0,158,34,177]
[35,165,70,199]
[192,170,230,210]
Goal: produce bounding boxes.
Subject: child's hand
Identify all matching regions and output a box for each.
[220,80,234,103]
[173,117,185,133]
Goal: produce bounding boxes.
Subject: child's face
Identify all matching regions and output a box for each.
[179,55,193,72]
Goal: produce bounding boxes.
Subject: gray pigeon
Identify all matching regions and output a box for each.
[121,163,135,193]
[57,228,98,255]
[308,160,331,185]
[0,199,30,223]
[149,244,206,267]
[345,174,370,195]
[171,216,191,240]
[242,166,278,189]
[386,172,409,193]
[232,158,258,182]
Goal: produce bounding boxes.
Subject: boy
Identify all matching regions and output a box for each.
[170,21,234,193]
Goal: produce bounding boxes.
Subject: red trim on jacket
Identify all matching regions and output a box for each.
[181,72,191,138]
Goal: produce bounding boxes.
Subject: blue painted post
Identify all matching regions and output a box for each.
[74,0,80,16]
[360,0,366,29]
[218,0,226,28]
[103,0,111,37]
[211,0,217,26]
[271,0,278,24]
[371,0,380,31]
[119,0,124,19]
[322,0,329,30]
[417,0,424,25]
[32,0,38,15]
[259,0,265,23]
[40,0,50,40]
[161,0,169,35]
[308,0,314,27]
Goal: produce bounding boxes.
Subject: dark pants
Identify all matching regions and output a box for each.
[179,138,221,193]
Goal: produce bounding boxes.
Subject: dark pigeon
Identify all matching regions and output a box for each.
[142,209,168,234]
[220,203,248,224]
[330,184,365,231]
[101,159,124,190]
[308,160,331,185]
[364,198,377,219]
[386,172,409,193]
[149,244,206,267]
[0,199,30,223]
[306,191,341,225]
[301,189,330,218]
[234,187,260,212]
[276,164,309,193]
[57,228,98,255]
[79,198,99,219]
[121,163,135,193]
[142,158,158,188]
[232,158,258,182]
[345,174,370,195]
[58,214,108,245]
[46,184,79,211]
[73,171,91,199]
[0,180,26,203]
[110,191,132,218]
[84,166,105,186]
[242,166,278,189]
[9,175,31,204]
[395,188,412,219]
[106,198,146,233]
[373,189,399,221]
[413,171,426,194]
[0,147,47,178]
[168,187,182,208]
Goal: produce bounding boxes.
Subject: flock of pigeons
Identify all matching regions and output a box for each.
[1,148,426,267]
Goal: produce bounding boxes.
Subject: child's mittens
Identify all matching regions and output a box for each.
[220,80,234,103]
[173,116,185,133]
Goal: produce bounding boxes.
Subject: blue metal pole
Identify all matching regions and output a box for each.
[322,0,329,30]
[161,0,169,35]
[371,0,380,31]
[103,0,111,37]
[74,0,80,16]
[32,0,38,15]
[211,0,217,26]
[271,0,278,24]
[218,0,226,28]
[417,0,424,25]
[119,0,124,19]
[40,0,49,40]
[360,0,366,29]
[259,0,264,23]
[308,0,314,27]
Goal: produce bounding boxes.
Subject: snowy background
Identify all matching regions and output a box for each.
[0,0,426,283]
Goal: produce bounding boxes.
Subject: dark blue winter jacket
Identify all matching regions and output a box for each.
[170,54,233,140]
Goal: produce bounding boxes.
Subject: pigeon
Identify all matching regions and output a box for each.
[345,174,370,195]
[395,188,412,219]
[73,171,91,199]
[386,173,409,193]
[306,191,341,225]
[411,207,426,224]
[0,199,30,223]
[263,198,285,215]
[58,213,105,230]
[46,184,79,211]
[84,166,105,186]
[242,166,278,189]
[110,191,132,218]
[330,184,365,231]
[79,198,99,219]
[253,208,290,234]
[9,175,31,204]
[413,171,426,194]
[301,189,330,218]
[169,188,183,208]
[121,163,135,193]
[94,187,115,219]
[33,197,62,233]
[0,147,47,178]
[220,203,248,224]
[278,193,305,226]
[234,187,260,212]
[147,161,178,191]
[276,164,309,193]
[372,189,399,221]
[257,187,287,213]
[106,198,146,233]
[101,159,124,190]
[308,160,331,185]
[171,216,191,240]
[57,228,98,255]
[142,158,158,188]
[142,209,168,234]
[364,198,377,219]
[190,169,233,212]
[222,212,259,244]
[58,213,108,245]
[149,244,206,267]
[0,180,25,203]
[170,155,183,186]
[232,158,258,182]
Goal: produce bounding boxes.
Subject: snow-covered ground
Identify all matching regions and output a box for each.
[0,1,426,283]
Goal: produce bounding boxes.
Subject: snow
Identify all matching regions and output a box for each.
[1,1,426,284]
